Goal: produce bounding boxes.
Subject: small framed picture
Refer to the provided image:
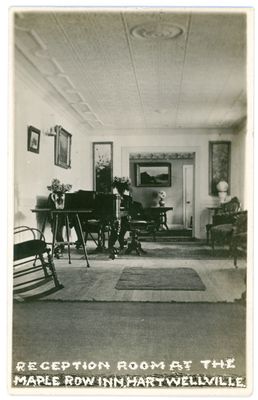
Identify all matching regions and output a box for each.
[27,126,40,154]
[54,126,72,169]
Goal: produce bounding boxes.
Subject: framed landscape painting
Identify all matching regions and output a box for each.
[54,126,72,169]
[135,162,171,187]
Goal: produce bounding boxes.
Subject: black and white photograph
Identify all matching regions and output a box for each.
[10,6,253,396]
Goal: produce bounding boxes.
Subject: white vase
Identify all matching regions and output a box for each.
[51,192,65,209]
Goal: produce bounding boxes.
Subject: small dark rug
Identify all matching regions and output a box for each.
[115,267,206,291]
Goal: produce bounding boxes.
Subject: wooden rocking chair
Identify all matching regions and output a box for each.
[13,226,64,301]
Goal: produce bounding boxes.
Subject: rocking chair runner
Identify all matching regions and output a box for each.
[13,226,64,300]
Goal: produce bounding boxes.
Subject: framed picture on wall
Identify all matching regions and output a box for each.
[27,125,40,154]
[54,126,72,169]
[135,162,171,187]
[209,141,231,195]
[93,142,113,193]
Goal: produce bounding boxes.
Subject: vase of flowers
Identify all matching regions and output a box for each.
[47,178,72,209]
[158,190,166,207]
[112,176,131,197]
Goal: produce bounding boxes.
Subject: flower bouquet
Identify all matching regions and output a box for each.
[47,178,72,209]
[112,176,131,196]
[47,178,72,194]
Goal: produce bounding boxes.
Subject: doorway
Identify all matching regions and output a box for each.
[129,152,195,238]
[183,165,194,232]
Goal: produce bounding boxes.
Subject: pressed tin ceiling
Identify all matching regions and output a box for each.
[14,10,247,131]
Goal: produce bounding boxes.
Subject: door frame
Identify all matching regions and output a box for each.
[121,146,200,238]
[183,164,194,232]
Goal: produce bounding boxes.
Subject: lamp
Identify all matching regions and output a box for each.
[216,181,229,203]
[45,125,62,137]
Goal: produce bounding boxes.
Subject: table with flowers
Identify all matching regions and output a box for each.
[144,206,173,231]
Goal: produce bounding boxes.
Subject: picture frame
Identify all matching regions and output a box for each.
[93,142,113,193]
[135,162,171,187]
[54,126,72,169]
[27,125,40,154]
[209,141,231,195]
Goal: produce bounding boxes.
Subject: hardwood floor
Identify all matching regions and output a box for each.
[29,240,247,303]
[13,240,247,303]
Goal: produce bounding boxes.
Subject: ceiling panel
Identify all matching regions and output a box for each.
[14,9,248,131]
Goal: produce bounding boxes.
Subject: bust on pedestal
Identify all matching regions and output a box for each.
[216,181,230,204]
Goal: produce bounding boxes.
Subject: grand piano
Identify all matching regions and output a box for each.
[33,190,131,264]
[66,190,126,256]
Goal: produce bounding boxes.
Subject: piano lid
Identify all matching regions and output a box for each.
[64,190,96,210]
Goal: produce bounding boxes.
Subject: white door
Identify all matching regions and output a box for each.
[183,165,194,230]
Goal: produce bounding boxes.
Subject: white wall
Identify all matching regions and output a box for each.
[14,70,247,240]
[88,128,246,238]
[231,121,250,210]
[14,72,91,237]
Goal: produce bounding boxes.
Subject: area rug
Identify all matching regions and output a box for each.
[115,267,206,291]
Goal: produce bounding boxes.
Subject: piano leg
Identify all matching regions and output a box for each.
[95,223,106,252]
[108,218,121,259]
[118,216,130,250]
[65,215,71,264]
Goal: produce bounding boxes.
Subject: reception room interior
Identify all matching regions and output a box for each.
[11,8,252,392]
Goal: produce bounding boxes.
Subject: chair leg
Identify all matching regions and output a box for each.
[211,236,215,252]
[206,225,212,244]
[234,254,238,268]
[231,241,238,268]
[136,241,147,255]
[152,227,157,242]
